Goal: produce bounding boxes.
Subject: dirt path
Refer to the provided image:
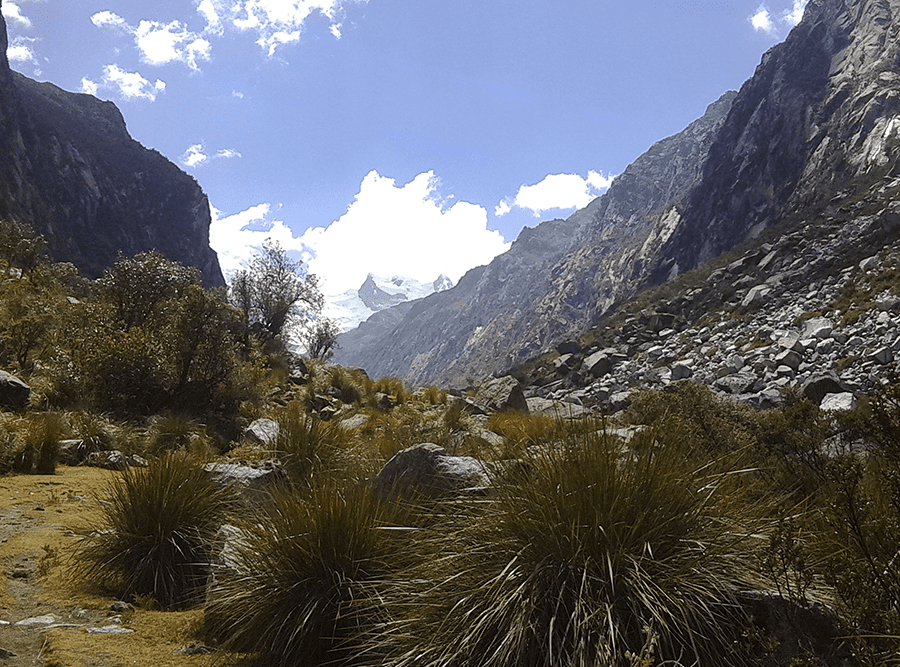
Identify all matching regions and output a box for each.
[0,467,211,667]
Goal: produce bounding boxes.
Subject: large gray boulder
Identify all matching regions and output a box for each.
[474,376,528,413]
[800,372,845,405]
[203,461,286,504]
[0,370,30,411]
[373,443,490,499]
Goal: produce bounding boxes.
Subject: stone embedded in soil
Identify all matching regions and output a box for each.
[86,625,134,634]
[14,614,58,627]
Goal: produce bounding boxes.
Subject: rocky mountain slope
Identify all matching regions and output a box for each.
[336,0,900,388]
[0,2,223,286]
[335,92,736,381]
[515,177,900,413]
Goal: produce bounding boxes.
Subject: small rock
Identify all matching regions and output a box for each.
[0,370,30,411]
[671,362,693,380]
[86,625,134,634]
[244,419,279,446]
[175,642,216,655]
[870,346,894,365]
[86,450,128,470]
[820,392,858,412]
[474,376,528,413]
[14,614,59,627]
[373,443,490,499]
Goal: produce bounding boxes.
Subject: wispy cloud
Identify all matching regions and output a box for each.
[80,64,166,102]
[90,11,211,71]
[180,143,243,168]
[782,0,808,26]
[200,0,365,56]
[750,1,808,36]
[495,171,614,218]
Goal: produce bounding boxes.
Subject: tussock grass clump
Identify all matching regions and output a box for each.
[273,400,350,484]
[420,385,447,405]
[372,376,410,406]
[485,411,563,456]
[204,481,412,667]
[144,412,213,457]
[381,420,771,667]
[24,411,67,474]
[74,451,233,610]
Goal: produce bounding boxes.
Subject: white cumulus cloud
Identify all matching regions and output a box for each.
[210,170,511,297]
[300,170,509,295]
[209,203,308,279]
[81,64,166,102]
[2,1,31,28]
[90,11,211,71]
[6,36,37,65]
[496,171,614,218]
[750,6,776,34]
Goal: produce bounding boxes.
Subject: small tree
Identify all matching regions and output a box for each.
[228,239,324,341]
[303,318,340,360]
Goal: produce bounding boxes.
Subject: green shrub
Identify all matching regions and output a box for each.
[381,420,771,667]
[74,451,233,609]
[204,480,411,666]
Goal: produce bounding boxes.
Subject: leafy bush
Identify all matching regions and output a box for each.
[74,452,233,609]
[204,481,411,666]
[380,420,771,667]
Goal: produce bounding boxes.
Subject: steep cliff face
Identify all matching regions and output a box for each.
[652,0,900,281]
[337,0,900,387]
[0,4,223,285]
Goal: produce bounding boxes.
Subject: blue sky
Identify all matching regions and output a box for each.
[4,0,807,296]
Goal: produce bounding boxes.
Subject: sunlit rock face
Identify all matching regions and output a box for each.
[0,2,223,286]
[337,0,900,388]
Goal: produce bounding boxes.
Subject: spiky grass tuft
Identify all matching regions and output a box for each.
[74,451,233,609]
[204,480,412,666]
[379,419,771,667]
[273,400,350,484]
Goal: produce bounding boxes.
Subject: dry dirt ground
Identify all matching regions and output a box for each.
[0,466,214,667]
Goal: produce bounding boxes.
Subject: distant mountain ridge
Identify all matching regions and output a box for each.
[0,0,223,285]
[335,0,900,387]
[325,273,455,332]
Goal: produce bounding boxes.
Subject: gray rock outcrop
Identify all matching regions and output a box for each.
[373,443,490,499]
